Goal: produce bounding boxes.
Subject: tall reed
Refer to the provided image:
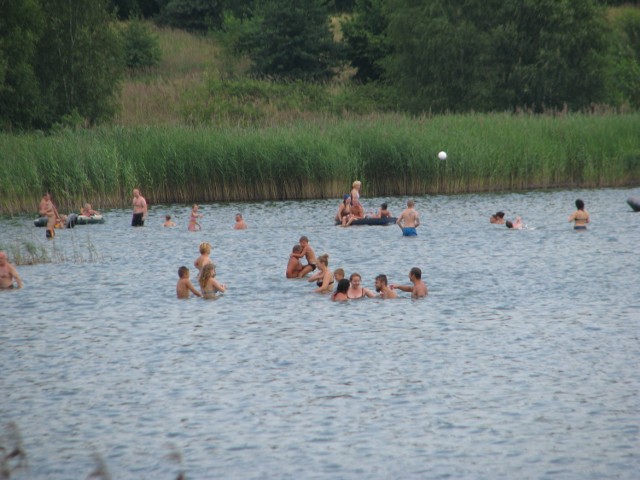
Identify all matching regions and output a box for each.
[1,113,639,214]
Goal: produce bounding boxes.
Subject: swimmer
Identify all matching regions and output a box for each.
[233,213,248,230]
[490,211,505,224]
[0,251,23,289]
[286,245,304,278]
[391,267,428,298]
[333,268,345,282]
[163,215,176,227]
[396,199,420,236]
[199,263,226,299]
[568,199,590,230]
[194,242,213,278]
[176,266,202,299]
[347,272,376,299]
[506,216,523,229]
[310,254,333,293]
[131,188,147,227]
[331,279,350,302]
[375,274,398,299]
[188,204,203,231]
[292,236,318,277]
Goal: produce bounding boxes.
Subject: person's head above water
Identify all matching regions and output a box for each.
[575,199,585,210]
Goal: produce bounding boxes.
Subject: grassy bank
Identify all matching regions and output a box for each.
[1,113,639,215]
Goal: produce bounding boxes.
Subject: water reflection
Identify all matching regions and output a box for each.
[1,188,639,479]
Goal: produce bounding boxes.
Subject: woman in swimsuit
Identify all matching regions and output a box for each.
[331,279,350,302]
[311,254,334,293]
[199,263,226,299]
[347,272,376,299]
[568,199,590,230]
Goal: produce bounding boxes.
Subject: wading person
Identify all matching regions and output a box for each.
[391,267,428,298]
[176,266,201,299]
[233,213,248,230]
[347,272,376,299]
[375,274,398,299]
[396,199,420,236]
[286,245,304,278]
[292,236,318,278]
[40,193,60,239]
[199,263,226,299]
[0,252,23,289]
[131,189,147,227]
[568,199,590,230]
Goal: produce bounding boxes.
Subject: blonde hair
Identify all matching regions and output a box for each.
[199,263,216,288]
[352,180,361,188]
[199,242,211,254]
[334,268,345,278]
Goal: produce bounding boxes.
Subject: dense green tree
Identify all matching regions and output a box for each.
[341,0,391,83]
[35,0,124,126]
[386,0,611,113]
[111,0,163,19]
[0,0,44,129]
[241,0,342,81]
[158,0,225,31]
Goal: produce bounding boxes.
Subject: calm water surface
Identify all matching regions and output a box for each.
[1,188,639,479]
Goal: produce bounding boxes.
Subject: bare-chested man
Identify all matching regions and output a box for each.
[396,199,420,236]
[39,193,60,239]
[286,245,304,278]
[292,236,318,277]
[392,267,428,298]
[131,188,148,227]
[375,274,398,299]
[0,252,23,289]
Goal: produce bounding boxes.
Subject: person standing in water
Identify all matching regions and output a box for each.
[568,199,590,230]
[0,252,23,289]
[396,199,420,236]
[131,189,147,227]
[391,267,428,298]
[40,193,60,239]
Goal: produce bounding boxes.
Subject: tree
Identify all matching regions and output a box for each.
[241,0,342,81]
[158,0,225,31]
[0,0,44,129]
[386,0,611,113]
[341,0,392,83]
[121,18,162,69]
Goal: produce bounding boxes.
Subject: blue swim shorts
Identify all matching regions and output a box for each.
[402,227,417,237]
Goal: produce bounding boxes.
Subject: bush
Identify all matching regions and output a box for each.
[121,19,162,69]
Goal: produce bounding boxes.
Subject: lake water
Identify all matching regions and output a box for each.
[1,188,639,479]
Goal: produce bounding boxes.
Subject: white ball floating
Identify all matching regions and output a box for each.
[438,151,447,161]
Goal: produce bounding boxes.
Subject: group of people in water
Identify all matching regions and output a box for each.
[489,198,590,230]
[0,186,594,293]
[284,235,428,301]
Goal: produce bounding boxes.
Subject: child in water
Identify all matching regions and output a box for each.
[163,215,176,227]
[188,204,203,231]
[176,266,202,299]
[194,242,213,278]
[198,263,226,299]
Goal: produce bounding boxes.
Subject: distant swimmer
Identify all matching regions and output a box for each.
[163,214,176,227]
[568,199,590,230]
[490,211,505,224]
[396,199,420,236]
[505,216,523,230]
[0,251,23,289]
[176,266,202,299]
[391,267,428,298]
[188,204,203,231]
[333,268,345,283]
[233,213,248,230]
[310,254,334,293]
[131,189,147,227]
[194,242,213,278]
[81,203,100,217]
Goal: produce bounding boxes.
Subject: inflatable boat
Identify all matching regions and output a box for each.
[34,214,104,227]
[335,216,397,226]
[627,197,640,212]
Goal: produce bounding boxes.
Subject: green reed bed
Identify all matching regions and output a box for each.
[1,113,639,214]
